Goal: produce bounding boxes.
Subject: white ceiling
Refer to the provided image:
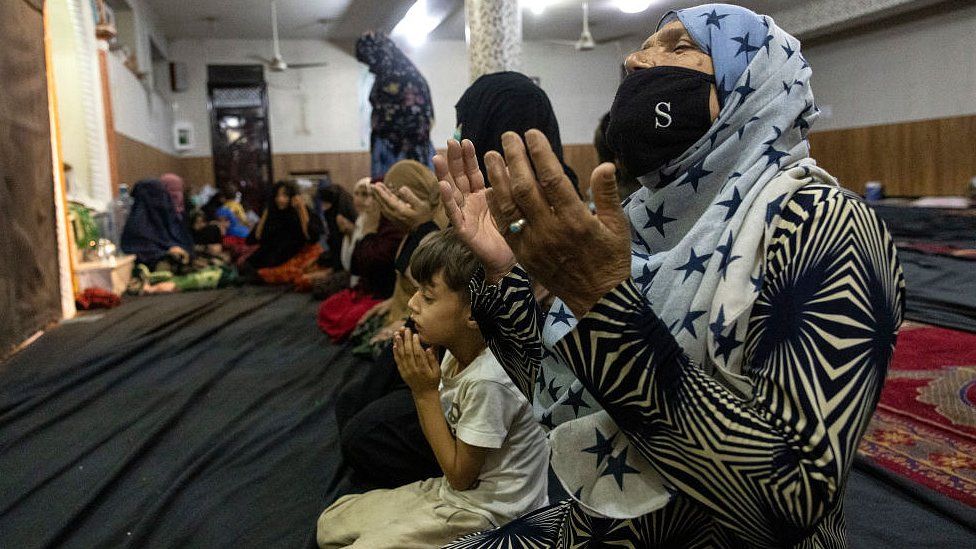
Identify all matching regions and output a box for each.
[144,0,798,44]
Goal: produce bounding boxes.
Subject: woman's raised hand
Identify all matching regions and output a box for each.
[485,130,631,318]
[435,139,515,283]
[373,183,432,231]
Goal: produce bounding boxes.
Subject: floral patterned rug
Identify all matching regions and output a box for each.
[859,323,976,506]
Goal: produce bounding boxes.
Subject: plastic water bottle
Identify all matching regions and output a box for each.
[111,184,134,246]
[864,181,883,202]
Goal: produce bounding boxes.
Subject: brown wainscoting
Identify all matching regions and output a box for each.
[273,151,371,191]
[115,132,183,192]
[809,114,976,197]
[180,156,217,190]
[177,152,371,193]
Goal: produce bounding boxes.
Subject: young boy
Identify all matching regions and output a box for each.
[316,229,549,548]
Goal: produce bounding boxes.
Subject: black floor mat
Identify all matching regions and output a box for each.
[898,249,976,333]
[0,287,364,548]
[3,287,975,548]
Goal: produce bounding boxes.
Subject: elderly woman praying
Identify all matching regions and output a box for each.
[438,4,903,548]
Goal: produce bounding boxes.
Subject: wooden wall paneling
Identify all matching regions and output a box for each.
[180,156,215,190]
[808,114,976,197]
[272,151,371,192]
[114,132,182,190]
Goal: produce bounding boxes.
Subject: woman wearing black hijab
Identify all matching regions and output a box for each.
[454,71,578,189]
[244,181,322,272]
[317,184,358,270]
[121,179,194,270]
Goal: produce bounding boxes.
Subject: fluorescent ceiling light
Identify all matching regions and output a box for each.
[523,0,556,16]
[616,0,653,14]
[392,0,440,46]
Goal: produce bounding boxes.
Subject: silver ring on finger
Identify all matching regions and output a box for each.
[508,218,527,234]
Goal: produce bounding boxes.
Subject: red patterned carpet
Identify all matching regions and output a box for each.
[859,323,976,506]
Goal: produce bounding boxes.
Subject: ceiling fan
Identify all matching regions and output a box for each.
[547,1,634,52]
[249,0,328,72]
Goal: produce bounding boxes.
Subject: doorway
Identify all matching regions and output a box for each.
[207,65,274,215]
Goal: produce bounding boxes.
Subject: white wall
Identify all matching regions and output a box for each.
[166,36,625,157]
[106,0,177,155]
[108,52,176,154]
[804,2,976,132]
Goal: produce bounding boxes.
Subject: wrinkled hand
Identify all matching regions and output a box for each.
[434,139,515,283]
[336,214,355,235]
[485,130,631,318]
[373,182,432,231]
[393,327,440,395]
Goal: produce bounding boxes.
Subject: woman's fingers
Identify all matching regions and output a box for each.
[433,153,452,187]
[589,162,628,235]
[397,187,424,210]
[439,180,465,228]
[500,132,549,223]
[484,152,524,235]
[461,139,485,192]
[446,139,471,194]
[525,129,580,217]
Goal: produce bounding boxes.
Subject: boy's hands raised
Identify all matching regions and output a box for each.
[393,327,440,395]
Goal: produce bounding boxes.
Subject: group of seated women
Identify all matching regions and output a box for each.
[119,173,339,293]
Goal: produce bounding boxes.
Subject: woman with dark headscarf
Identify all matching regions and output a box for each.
[317,178,404,341]
[159,173,187,220]
[349,160,450,349]
[317,183,358,270]
[454,71,577,189]
[440,4,903,547]
[245,181,323,284]
[355,31,435,178]
[121,178,194,270]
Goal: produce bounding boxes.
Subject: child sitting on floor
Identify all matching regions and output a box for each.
[316,228,549,548]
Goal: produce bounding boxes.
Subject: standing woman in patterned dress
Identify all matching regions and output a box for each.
[355,31,436,179]
[435,4,904,548]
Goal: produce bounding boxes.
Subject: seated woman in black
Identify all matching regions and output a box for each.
[244,181,323,285]
[121,178,194,271]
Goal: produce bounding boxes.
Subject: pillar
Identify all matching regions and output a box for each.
[464,0,522,81]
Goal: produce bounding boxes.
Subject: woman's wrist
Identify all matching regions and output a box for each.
[484,259,517,284]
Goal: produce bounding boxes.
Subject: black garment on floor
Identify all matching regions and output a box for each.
[870,205,976,332]
[335,343,440,490]
[0,288,365,548]
[898,249,976,332]
[872,205,976,247]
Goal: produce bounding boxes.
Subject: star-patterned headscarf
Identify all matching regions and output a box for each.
[539,4,839,519]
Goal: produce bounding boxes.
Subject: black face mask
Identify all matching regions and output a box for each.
[605,66,715,179]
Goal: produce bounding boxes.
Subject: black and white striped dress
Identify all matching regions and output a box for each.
[456,184,904,548]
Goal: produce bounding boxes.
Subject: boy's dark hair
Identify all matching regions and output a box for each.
[409,228,481,301]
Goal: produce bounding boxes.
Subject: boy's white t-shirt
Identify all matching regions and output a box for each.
[438,347,549,526]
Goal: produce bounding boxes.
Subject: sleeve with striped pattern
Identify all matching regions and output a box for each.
[550,189,905,547]
[468,265,544,402]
